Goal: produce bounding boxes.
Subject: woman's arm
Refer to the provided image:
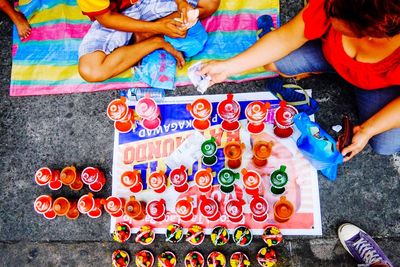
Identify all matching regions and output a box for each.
[200,8,308,84]
[342,96,400,161]
[95,10,186,38]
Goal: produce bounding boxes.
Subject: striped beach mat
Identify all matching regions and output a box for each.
[10,0,279,96]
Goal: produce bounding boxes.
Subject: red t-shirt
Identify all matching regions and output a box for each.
[302,0,400,90]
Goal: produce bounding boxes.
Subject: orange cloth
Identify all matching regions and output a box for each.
[77,0,138,19]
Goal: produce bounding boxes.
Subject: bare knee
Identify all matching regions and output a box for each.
[78,59,110,82]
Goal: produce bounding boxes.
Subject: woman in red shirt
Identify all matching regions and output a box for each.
[201,0,400,161]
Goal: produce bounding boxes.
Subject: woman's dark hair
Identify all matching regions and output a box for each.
[325,0,400,38]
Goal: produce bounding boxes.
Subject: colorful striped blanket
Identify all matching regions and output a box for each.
[10,0,279,96]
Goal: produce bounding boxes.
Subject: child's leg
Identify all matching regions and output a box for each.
[266,40,335,78]
[79,37,181,82]
[78,17,183,82]
[353,86,400,155]
[0,0,31,39]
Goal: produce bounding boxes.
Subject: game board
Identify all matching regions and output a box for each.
[111,92,322,235]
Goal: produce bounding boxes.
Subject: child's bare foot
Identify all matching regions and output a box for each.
[13,11,31,40]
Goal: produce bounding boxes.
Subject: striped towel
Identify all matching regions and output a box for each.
[10,0,280,96]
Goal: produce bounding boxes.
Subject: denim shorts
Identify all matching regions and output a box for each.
[78,0,199,57]
[274,40,335,75]
[274,40,400,155]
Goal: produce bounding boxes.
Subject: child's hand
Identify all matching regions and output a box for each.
[156,18,187,38]
[177,0,194,24]
[341,125,371,162]
[162,42,186,68]
[199,60,230,86]
[152,37,186,68]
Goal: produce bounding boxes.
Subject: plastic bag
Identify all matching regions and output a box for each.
[134,49,176,90]
[294,113,343,180]
[164,21,208,58]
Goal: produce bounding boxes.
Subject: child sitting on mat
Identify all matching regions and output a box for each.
[77,0,219,83]
[0,0,31,40]
[201,0,400,161]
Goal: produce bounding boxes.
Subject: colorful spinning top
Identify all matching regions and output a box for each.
[135,250,154,267]
[59,166,84,191]
[230,252,250,267]
[107,97,136,133]
[81,166,106,192]
[165,224,184,243]
[148,170,167,194]
[273,196,294,223]
[175,197,194,221]
[224,198,245,223]
[102,196,125,218]
[241,169,261,196]
[187,98,213,131]
[252,140,273,167]
[223,141,245,169]
[112,249,130,267]
[250,196,269,222]
[112,222,131,243]
[124,196,146,220]
[186,225,205,246]
[206,251,226,267]
[201,137,218,166]
[184,251,205,267]
[34,167,53,186]
[262,225,283,247]
[232,226,253,247]
[257,247,277,267]
[158,251,176,267]
[135,225,155,245]
[217,93,241,132]
[199,195,219,221]
[60,166,78,186]
[217,168,240,194]
[53,197,70,216]
[146,199,166,222]
[77,192,95,214]
[245,101,270,134]
[136,94,161,130]
[169,165,189,193]
[120,170,143,193]
[194,168,214,193]
[34,194,56,220]
[107,97,130,121]
[270,165,288,195]
[273,101,298,138]
[210,226,229,246]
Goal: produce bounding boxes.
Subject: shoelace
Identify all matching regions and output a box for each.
[353,238,384,264]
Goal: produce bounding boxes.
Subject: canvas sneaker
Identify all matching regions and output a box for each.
[338,223,394,267]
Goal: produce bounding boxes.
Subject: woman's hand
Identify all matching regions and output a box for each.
[155,18,186,38]
[200,60,231,85]
[341,125,372,162]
